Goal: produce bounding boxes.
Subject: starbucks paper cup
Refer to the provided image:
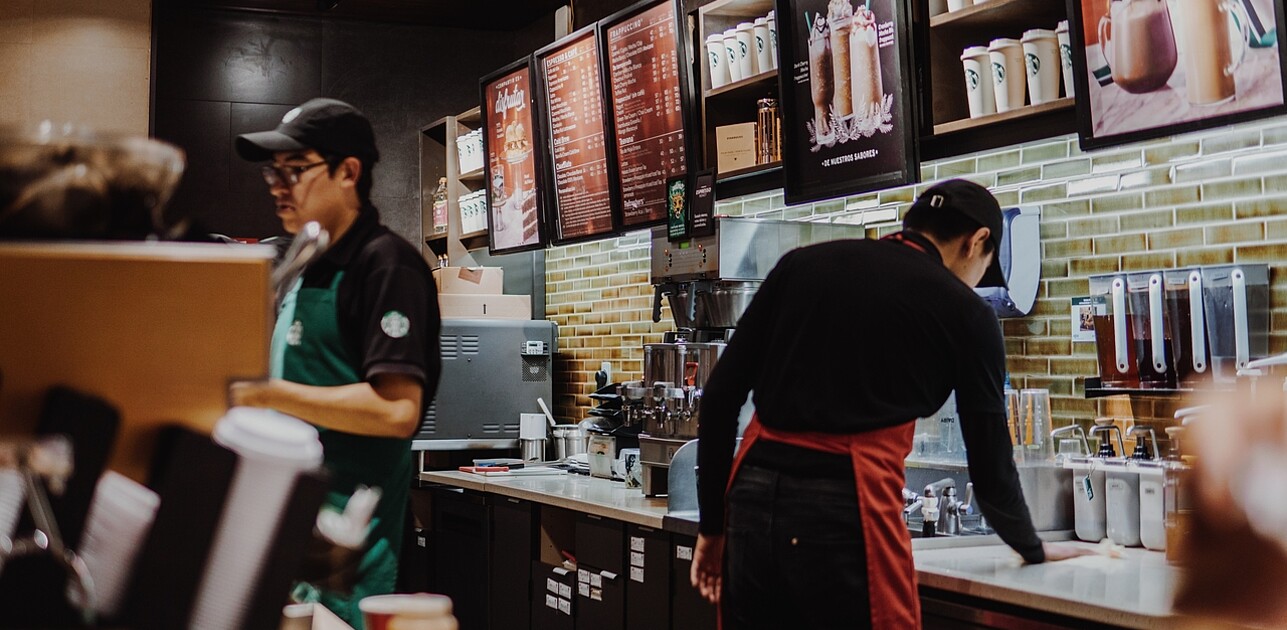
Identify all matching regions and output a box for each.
[723,29,743,82]
[961,46,996,118]
[707,33,729,89]
[1021,28,1061,104]
[988,38,1026,112]
[1056,20,1075,97]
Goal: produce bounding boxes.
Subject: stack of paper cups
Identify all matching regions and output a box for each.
[707,33,730,89]
[190,408,324,630]
[960,46,996,118]
[1021,28,1061,105]
[735,22,757,77]
[947,0,970,12]
[723,29,743,82]
[988,38,1026,112]
[1056,20,1075,97]
[754,18,774,71]
[78,470,161,618]
[0,470,25,576]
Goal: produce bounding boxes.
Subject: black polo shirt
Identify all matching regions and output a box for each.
[298,207,441,405]
[697,230,1044,563]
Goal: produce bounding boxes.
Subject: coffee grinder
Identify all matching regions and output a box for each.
[636,217,867,495]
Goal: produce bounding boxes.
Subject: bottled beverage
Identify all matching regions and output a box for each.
[430,177,448,235]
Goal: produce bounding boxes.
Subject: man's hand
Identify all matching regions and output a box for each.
[1040,541,1096,563]
[228,379,275,408]
[690,533,725,605]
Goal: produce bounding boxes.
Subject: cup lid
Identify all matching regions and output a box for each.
[706,33,724,42]
[1021,28,1057,41]
[737,21,754,29]
[987,38,1021,49]
[724,28,738,36]
[214,407,323,468]
[1057,19,1069,31]
[961,45,990,59]
[755,17,767,25]
[767,9,775,18]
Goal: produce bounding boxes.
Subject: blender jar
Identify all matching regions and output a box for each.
[1201,264,1270,382]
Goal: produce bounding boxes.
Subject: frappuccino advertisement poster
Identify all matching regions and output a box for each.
[1070,0,1287,149]
[776,0,917,204]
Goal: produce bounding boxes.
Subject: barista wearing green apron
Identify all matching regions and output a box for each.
[230,98,440,628]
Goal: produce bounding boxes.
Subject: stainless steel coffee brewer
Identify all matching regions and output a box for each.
[638,218,867,495]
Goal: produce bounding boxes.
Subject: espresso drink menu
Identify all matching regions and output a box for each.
[540,31,615,241]
[604,1,688,228]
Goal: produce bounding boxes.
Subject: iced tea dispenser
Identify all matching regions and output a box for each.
[1163,268,1210,388]
[1201,264,1270,382]
[1090,273,1139,388]
[1127,272,1174,389]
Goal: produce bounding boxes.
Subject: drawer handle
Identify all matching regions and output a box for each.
[600,570,618,581]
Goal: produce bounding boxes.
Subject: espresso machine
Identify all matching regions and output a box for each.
[635,217,867,495]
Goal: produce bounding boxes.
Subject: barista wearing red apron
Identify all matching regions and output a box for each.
[229,99,441,628]
[691,180,1091,628]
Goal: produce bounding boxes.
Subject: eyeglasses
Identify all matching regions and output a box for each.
[261,160,328,188]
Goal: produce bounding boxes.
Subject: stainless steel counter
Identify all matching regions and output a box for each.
[420,470,1187,628]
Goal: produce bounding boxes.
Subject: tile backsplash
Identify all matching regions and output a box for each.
[546,118,1287,429]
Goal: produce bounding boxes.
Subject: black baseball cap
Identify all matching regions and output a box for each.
[909,179,1007,288]
[235,98,379,164]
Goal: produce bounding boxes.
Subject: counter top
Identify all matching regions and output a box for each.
[915,540,1179,629]
[420,470,670,529]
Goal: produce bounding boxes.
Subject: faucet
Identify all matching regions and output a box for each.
[919,478,955,537]
[1050,425,1091,457]
[940,486,963,536]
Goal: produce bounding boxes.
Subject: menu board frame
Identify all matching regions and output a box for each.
[597,0,699,231]
[1066,0,1287,150]
[533,25,624,246]
[480,57,550,255]
[775,0,920,205]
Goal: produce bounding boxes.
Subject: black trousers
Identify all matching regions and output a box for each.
[722,464,873,629]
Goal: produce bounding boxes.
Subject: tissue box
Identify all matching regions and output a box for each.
[433,266,504,295]
[439,294,530,320]
[716,122,757,174]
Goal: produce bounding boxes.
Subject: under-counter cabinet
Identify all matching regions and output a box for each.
[490,496,535,629]
[626,524,672,629]
[428,487,489,630]
[670,534,719,630]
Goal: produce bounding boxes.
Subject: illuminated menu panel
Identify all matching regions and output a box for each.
[483,63,544,253]
[604,1,687,228]
[539,31,615,242]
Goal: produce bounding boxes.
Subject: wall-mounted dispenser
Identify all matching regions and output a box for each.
[975,206,1041,318]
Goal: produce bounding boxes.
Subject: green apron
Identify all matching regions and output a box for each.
[271,272,412,629]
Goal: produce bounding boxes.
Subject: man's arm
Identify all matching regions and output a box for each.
[230,372,422,438]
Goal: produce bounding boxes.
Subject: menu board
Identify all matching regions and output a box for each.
[601,0,692,229]
[481,58,546,254]
[777,0,918,205]
[535,27,619,243]
[1069,0,1287,149]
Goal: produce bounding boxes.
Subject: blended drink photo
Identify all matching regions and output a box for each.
[1099,0,1177,93]
[829,0,855,119]
[1175,0,1250,105]
[808,15,836,145]
[850,4,883,119]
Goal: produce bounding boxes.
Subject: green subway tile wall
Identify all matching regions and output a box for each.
[544,121,1287,428]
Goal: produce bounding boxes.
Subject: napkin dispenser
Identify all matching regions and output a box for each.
[975,206,1042,318]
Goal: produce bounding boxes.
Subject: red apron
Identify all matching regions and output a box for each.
[724,415,920,629]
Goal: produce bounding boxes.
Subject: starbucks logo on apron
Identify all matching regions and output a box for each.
[381,311,411,339]
[287,320,303,346]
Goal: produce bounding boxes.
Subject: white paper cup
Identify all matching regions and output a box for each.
[947,0,970,12]
[1021,28,1061,104]
[988,38,1026,112]
[706,33,729,89]
[961,46,996,118]
[766,11,779,69]
[1056,20,1075,97]
[723,29,743,82]
[928,0,949,16]
[735,22,756,77]
[754,18,774,73]
[79,471,160,618]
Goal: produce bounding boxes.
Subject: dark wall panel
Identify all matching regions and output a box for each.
[154,7,523,243]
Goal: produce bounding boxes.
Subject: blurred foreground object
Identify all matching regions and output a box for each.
[1173,367,1287,626]
[0,121,186,240]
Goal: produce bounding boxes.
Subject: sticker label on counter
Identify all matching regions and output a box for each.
[590,587,603,601]
[578,569,591,583]
[547,578,559,594]
[676,545,693,561]
[630,536,645,552]
[579,583,591,598]
[630,551,645,567]
[630,566,645,583]
[559,598,572,615]
[546,594,558,609]
[559,583,572,599]
[590,573,603,588]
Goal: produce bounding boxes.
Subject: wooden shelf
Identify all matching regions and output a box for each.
[717,161,781,182]
[460,228,488,241]
[456,106,482,125]
[932,98,1074,136]
[930,0,1067,31]
[715,162,782,199]
[701,0,774,18]
[705,69,778,99]
[459,166,486,183]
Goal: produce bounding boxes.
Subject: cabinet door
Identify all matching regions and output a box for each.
[625,525,670,630]
[429,488,488,630]
[490,496,534,630]
[670,534,717,630]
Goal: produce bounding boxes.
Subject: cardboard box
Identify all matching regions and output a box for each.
[439,293,530,320]
[716,122,757,174]
[434,266,504,295]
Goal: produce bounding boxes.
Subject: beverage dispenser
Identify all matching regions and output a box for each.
[1090,273,1140,388]
[1162,268,1210,388]
[1201,264,1270,382]
[1127,271,1174,389]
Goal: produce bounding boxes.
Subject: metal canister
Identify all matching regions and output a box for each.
[756,98,781,164]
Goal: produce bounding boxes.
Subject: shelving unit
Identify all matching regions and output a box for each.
[695,0,782,197]
[916,0,1075,160]
[419,106,489,262]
